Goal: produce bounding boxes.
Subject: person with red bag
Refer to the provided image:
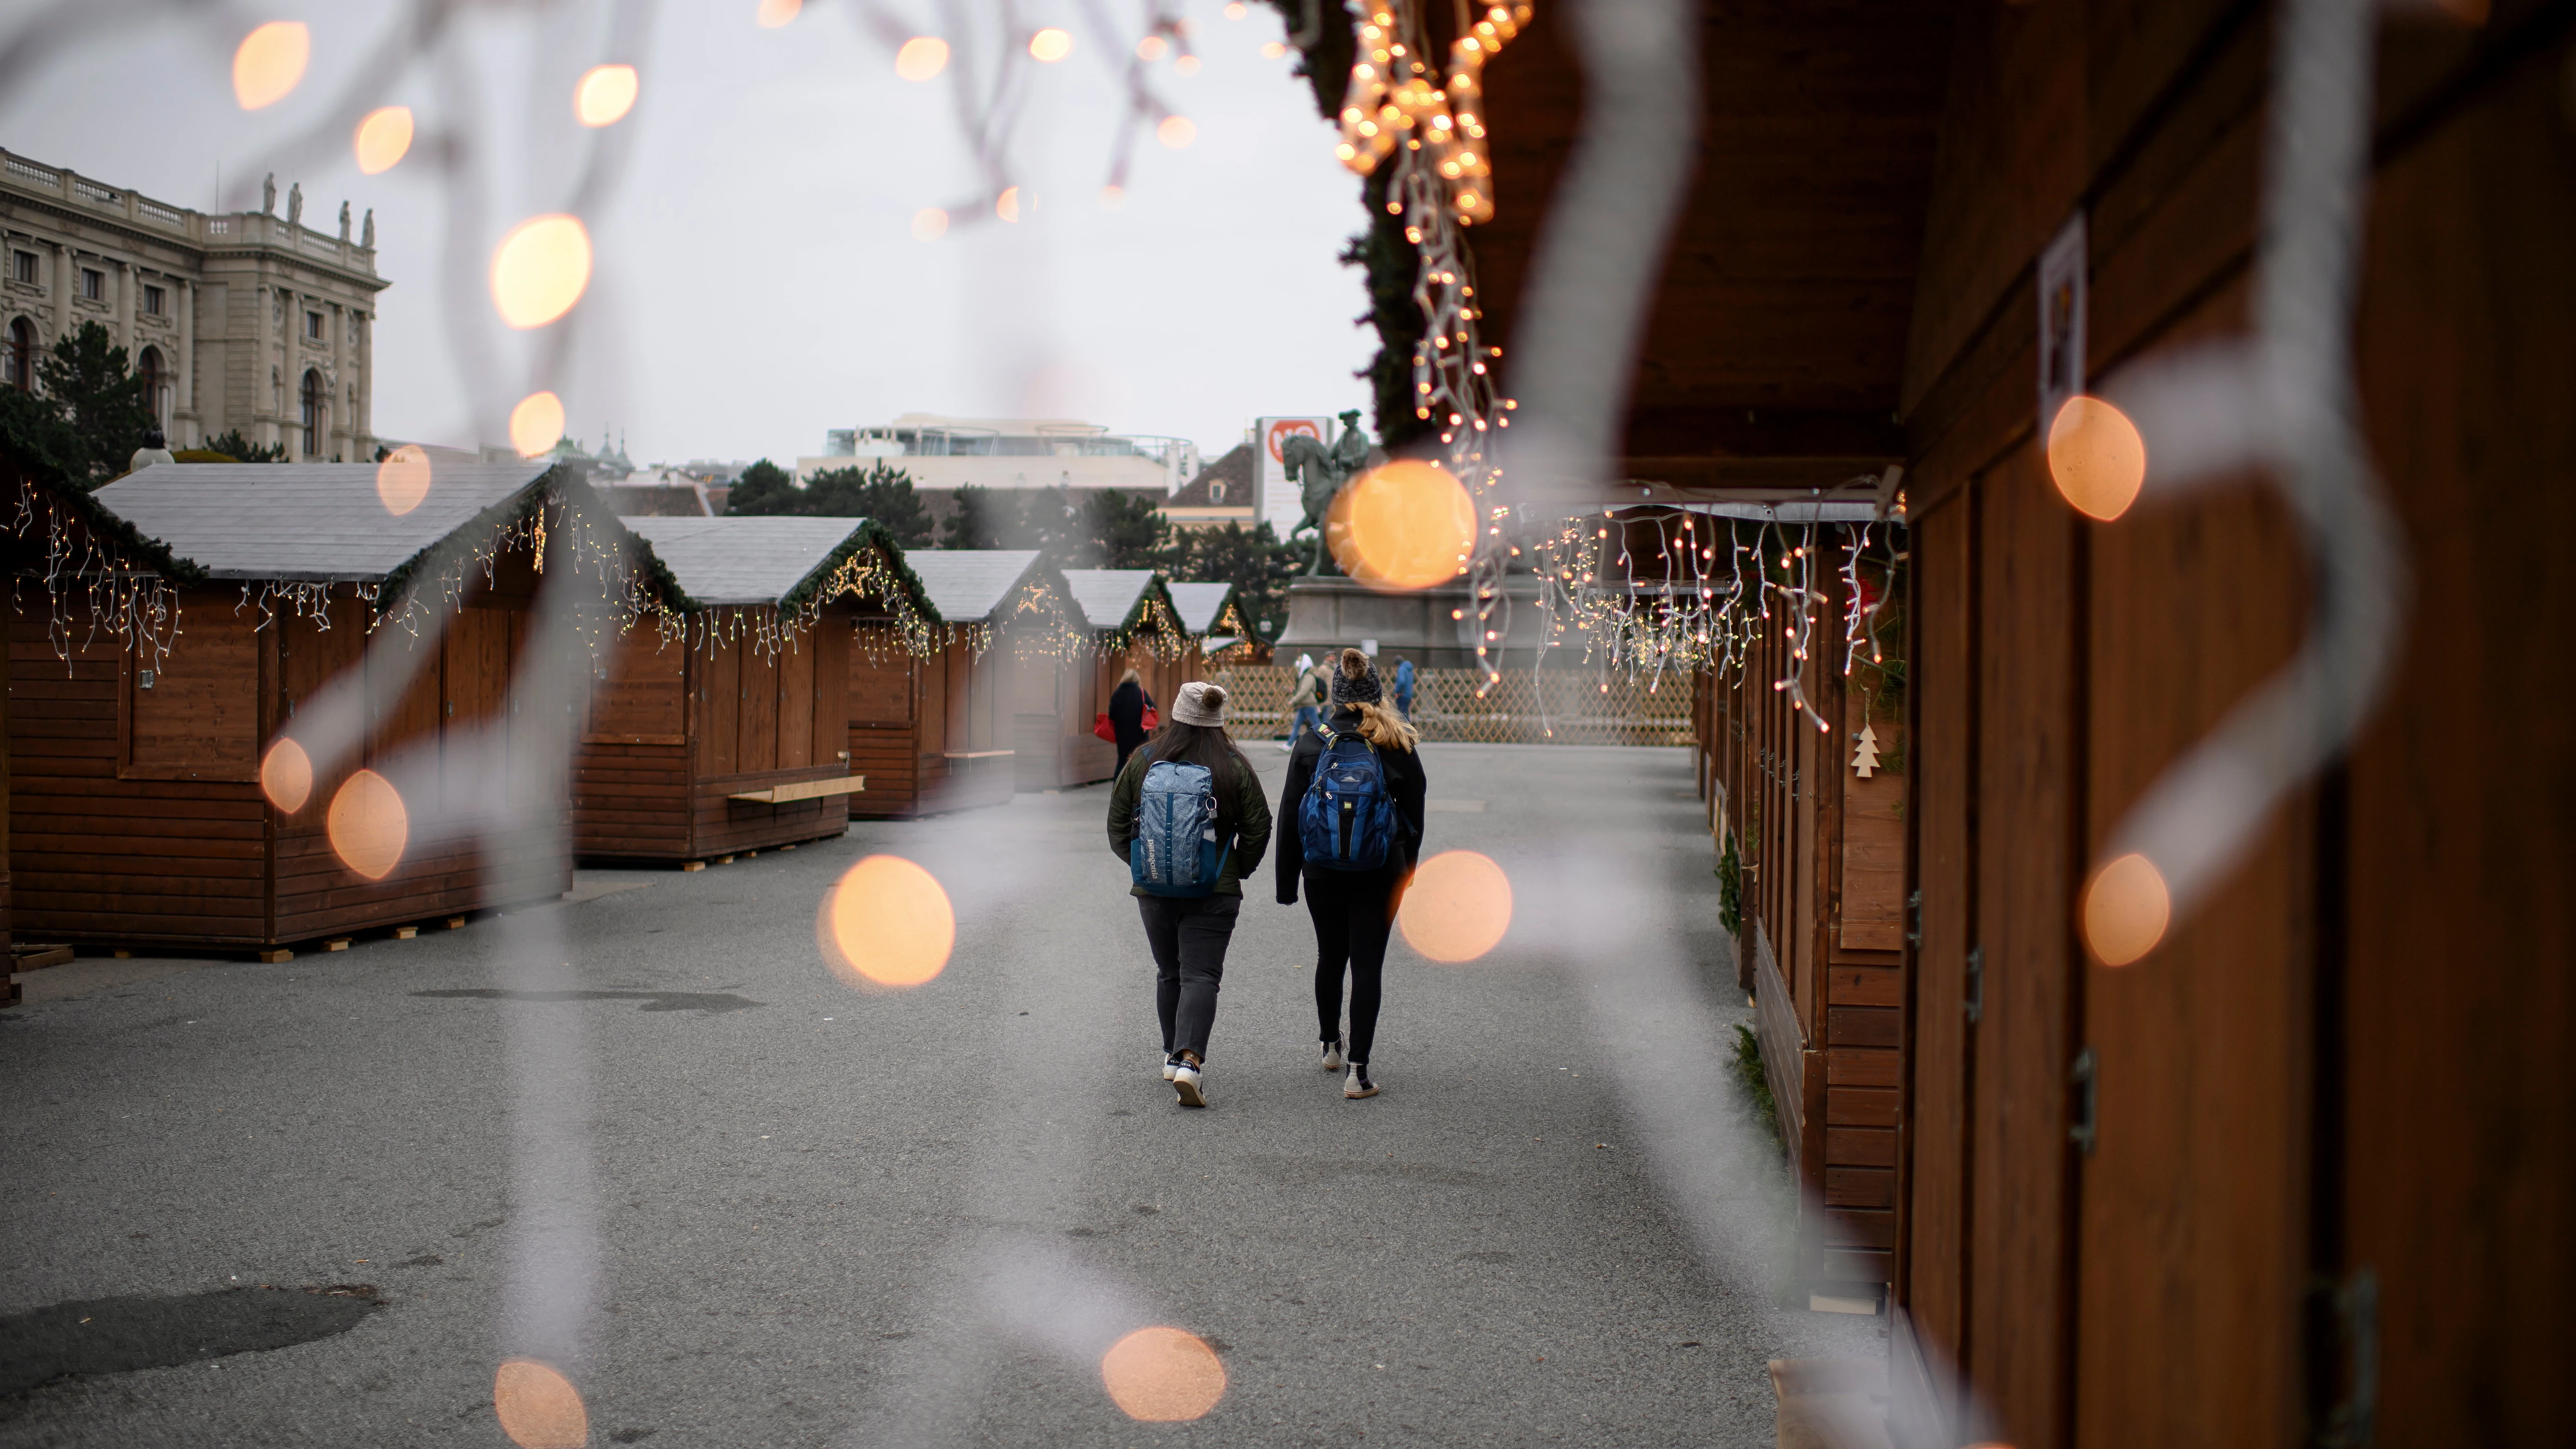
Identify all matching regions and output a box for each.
[1103,666,1157,774]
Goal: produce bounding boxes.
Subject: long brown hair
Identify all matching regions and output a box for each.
[1330,647,1419,751]
[1138,686,1252,829]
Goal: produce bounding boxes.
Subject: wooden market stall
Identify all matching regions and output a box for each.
[1421,0,2571,1443]
[7,460,668,954]
[1012,569,1184,791]
[845,549,1077,818]
[577,516,935,862]
[1164,580,1257,669]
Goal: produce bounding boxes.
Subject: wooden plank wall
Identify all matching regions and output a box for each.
[848,626,921,818]
[685,608,851,857]
[1889,2,2572,1445]
[574,627,690,858]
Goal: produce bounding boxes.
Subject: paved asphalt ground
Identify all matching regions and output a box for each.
[0,743,1874,1448]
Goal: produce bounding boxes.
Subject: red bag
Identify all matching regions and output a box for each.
[1142,706,1159,731]
[1094,712,1115,743]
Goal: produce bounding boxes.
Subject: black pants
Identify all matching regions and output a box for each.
[1305,866,1402,1064]
[1137,894,1240,1060]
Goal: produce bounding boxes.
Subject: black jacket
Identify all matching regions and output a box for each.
[1107,680,1152,749]
[1275,708,1427,904]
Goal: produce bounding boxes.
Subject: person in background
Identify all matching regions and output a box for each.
[1108,666,1155,775]
[1107,681,1273,1108]
[1281,653,1325,753]
[1277,648,1426,1100]
[1392,656,1417,721]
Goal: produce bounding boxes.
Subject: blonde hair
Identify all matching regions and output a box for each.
[1335,647,1418,751]
[1117,666,1141,688]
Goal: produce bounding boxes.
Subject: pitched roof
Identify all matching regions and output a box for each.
[900,550,1047,623]
[1059,568,1166,632]
[621,517,927,613]
[1164,581,1237,634]
[1168,442,1254,508]
[93,460,554,582]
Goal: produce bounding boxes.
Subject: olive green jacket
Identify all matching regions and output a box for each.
[1105,749,1273,897]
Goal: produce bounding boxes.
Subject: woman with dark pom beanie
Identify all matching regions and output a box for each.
[1276,648,1427,1099]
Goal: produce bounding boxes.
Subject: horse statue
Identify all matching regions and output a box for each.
[1280,409,1373,576]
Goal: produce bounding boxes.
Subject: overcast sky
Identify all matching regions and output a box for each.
[1,0,1376,465]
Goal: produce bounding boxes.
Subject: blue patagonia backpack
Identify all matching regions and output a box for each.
[1298,727,1400,871]
[1131,756,1227,897]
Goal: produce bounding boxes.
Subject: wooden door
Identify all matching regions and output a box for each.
[441,607,512,815]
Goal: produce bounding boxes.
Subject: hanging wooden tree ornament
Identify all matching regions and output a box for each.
[1852,722,1881,778]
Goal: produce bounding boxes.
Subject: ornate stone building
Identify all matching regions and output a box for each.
[0,148,386,459]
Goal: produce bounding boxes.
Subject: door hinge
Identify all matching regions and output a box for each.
[1906,889,1921,948]
[2069,1046,2098,1155]
[1964,945,1983,1023]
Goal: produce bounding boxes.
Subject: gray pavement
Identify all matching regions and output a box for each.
[0,743,1876,1447]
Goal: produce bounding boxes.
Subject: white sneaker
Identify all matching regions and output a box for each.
[1161,1053,1180,1082]
[1343,1064,1378,1099]
[1173,1059,1208,1107]
[1321,1037,1345,1071]
[1276,740,1294,752]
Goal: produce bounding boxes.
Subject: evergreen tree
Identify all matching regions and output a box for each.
[1084,488,1170,570]
[203,428,288,463]
[805,461,934,547]
[723,458,800,515]
[6,322,157,486]
[1161,520,1302,642]
[941,485,997,549]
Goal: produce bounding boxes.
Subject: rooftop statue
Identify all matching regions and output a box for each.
[1281,409,1372,576]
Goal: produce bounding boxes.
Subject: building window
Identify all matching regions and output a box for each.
[142,284,164,316]
[80,267,103,301]
[306,310,323,341]
[10,251,33,284]
[299,368,324,457]
[136,347,167,426]
[3,318,33,392]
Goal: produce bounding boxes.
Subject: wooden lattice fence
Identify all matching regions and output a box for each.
[1206,665,1696,746]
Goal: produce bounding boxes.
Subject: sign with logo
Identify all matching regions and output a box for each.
[1254,415,1332,540]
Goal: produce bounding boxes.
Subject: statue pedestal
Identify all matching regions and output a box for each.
[1273,574,1551,672]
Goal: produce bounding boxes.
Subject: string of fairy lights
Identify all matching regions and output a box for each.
[7,482,183,671]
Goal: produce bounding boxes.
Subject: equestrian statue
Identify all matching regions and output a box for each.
[1279,409,1374,576]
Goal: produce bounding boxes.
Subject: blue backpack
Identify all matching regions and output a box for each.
[1131,756,1227,897]
[1298,727,1400,871]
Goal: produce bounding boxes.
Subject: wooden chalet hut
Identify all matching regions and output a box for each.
[848,549,1076,819]
[576,516,934,863]
[1014,569,1183,790]
[1164,580,1257,667]
[8,460,669,955]
[1361,0,2568,1442]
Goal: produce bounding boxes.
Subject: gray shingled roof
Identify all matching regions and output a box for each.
[1059,568,1162,632]
[901,550,1045,624]
[92,460,552,582]
[1165,581,1237,634]
[621,517,894,607]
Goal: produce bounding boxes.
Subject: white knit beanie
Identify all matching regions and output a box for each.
[1171,680,1227,727]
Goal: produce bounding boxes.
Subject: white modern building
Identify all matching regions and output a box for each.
[796,414,1200,497]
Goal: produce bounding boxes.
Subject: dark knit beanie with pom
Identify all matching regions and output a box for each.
[1329,648,1383,706]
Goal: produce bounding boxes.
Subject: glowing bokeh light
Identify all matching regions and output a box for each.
[1137,35,1170,61]
[1331,459,1475,590]
[1098,185,1127,210]
[1100,1326,1226,1422]
[1157,115,1197,149]
[911,208,949,242]
[1029,27,1073,62]
[510,392,567,458]
[1175,55,1202,75]
[260,738,313,813]
[489,214,593,329]
[232,22,309,111]
[376,443,432,515]
[2047,395,2148,521]
[1398,850,1512,963]
[819,856,955,988]
[1261,40,1288,58]
[995,188,1022,224]
[326,769,409,882]
[353,107,414,175]
[493,1360,588,1449]
[897,36,950,81]
[2082,852,2170,966]
[754,0,802,28]
[1226,0,1249,16]
[575,64,639,127]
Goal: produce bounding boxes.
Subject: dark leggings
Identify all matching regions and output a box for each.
[1305,867,1402,1063]
[1137,894,1239,1060]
